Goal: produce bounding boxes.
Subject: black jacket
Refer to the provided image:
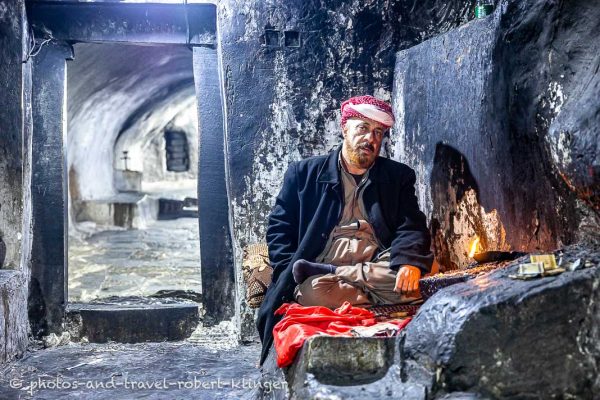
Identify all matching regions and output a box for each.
[257,145,433,364]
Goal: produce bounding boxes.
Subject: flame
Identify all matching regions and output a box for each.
[468,237,480,258]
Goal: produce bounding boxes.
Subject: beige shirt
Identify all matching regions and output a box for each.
[316,157,382,266]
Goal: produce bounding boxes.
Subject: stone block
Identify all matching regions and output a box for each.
[402,244,600,398]
[293,336,394,386]
[258,246,599,399]
[282,336,427,400]
[66,302,200,343]
[393,0,599,255]
[75,194,158,229]
[114,170,142,192]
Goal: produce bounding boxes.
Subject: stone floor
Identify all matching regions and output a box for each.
[1,321,268,399]
[0,181,274,399]
[68,217,202,302]
[0,339,268,400]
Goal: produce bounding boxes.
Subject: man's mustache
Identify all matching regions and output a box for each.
[356,143,375,152]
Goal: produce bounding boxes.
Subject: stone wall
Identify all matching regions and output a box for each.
[392,0,600,270]
[217,0,477,337]
[0,0,33,363]
[141,106,199,184]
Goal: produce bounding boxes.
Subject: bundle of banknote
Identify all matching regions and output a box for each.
[509,254,565,280]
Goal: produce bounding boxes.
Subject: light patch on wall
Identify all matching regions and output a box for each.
[221,1,264,44]
[390,83,433,220]
[440,189,510,270]
[547,81,566,115]
[373,87,391,102]
[545,82,571,169]
[391,70,406,162]
[0,3,8,20]
[68,91,134,200]
[306,80,341,153]
[548,129,573,168]
[231,52,302,246]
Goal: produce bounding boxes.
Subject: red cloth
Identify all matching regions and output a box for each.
[272,301,411,367]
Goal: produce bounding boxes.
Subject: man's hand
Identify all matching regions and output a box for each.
[394,265,421,293]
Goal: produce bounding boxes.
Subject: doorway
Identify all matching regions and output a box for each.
[27,1,235,337]
[66,43,201,303]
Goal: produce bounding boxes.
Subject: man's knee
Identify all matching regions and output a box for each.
[294,274,326,306]
[295,273,370,308]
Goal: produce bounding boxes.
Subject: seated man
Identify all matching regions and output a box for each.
[257,95,433,365]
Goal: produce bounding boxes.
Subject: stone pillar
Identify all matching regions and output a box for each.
[0,0,26,272]
[0,0,31,364]
[192,46,236,325]
[29,41,72,336]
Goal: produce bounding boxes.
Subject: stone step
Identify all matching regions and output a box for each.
[66,302,201,343]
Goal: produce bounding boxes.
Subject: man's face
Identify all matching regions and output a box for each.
[342,118,386,169]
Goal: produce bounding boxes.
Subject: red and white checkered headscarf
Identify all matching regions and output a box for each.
[341,95,395,128]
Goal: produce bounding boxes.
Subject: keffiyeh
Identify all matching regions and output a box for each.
[341,95,395,128]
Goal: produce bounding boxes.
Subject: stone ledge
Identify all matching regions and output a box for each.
[259,245,599,399]
[66,302,200,343]
[75,194,158,229]
[262,336,426,400]
[402,245,600,398]
[289,336,395,386]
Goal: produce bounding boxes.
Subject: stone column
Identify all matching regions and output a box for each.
[29,41,72,336]
[193,46,236,325]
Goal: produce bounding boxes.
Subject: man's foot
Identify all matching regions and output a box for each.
[292,259,336,284]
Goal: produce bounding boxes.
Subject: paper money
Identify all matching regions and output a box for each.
[518,262,545,276]
[530,254,558,271]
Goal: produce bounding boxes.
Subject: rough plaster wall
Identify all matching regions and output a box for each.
[528,0,600,234]
[67,43,195,204]
[487,0,599,247]
[392,0,599,269]
[222,0,476,247]
[0,0,32,364]
[137,100,199,183]
[0,0,26,270]
[21,42,34,287]
[218,0,476,336]
[0,271,29,364]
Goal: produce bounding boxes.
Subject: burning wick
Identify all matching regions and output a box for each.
[468,237,480,258]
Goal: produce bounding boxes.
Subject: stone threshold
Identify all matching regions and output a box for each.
[66,302,201,343]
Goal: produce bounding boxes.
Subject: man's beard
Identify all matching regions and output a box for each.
[344,141,377,169]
